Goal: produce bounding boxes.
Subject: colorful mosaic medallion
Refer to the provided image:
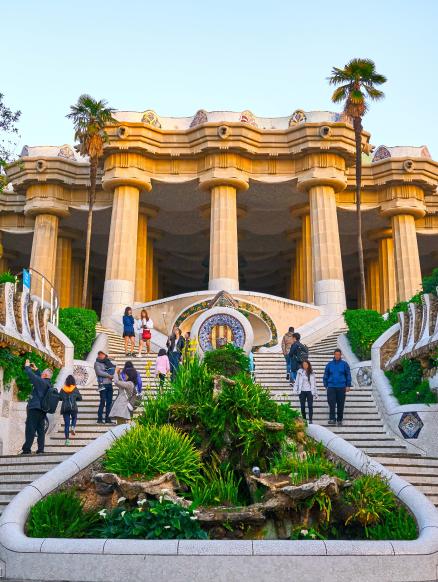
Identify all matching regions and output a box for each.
[398,411,424,439]
[198,313,246,352]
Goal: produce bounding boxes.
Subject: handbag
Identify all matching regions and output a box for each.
[142,328,152,340]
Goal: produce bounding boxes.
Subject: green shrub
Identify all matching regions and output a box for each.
[203,343,250,377]
[58,307,98,359]
[0,347,59,400]
[0,271,17,284]
[385,358,437,405]
[422,267,438,296]
[365,505,417,540]
[103,424,201,486]
[190,459,242,507]
[94,499,207,540]
[270,441,348,484]
[344,309,389,360]
[343,474,396,527]
[27,491,98,538]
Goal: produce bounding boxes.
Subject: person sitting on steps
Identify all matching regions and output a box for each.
[323,348,352,427]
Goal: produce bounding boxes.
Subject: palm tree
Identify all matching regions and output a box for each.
[67,95,116,308]
[328,59,386,309]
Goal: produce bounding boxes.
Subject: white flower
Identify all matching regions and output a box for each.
[164,526,171,529]
[190,516,197,521]
[117,497,126,504]
[310,533,316,539]
[121,511,126,517]
[98,509,107,518]
[137,498,147,506]
[159,496,164,503]
[300,529,308,536]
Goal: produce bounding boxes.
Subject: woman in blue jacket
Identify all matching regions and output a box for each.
[123,306,136,357]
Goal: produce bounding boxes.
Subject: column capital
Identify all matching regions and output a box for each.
[58,227,82,240]
[24,184,70,218]
[139,203,159,218]
[367,227,393,242]
[379,184,426,219]
[103,152,152,193]
[296,153,347,193]
[199,172,249,192]
[290,203,310,218]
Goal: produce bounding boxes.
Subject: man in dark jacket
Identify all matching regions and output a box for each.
[94,351,116,424]
[21,360,53,454]
[288,332,308,382]
[323,349,352,426]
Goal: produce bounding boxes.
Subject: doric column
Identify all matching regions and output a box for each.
[297,154,347,314]
[153,259,159,300]
[135,205,158,303]
[380,185,426,302]
[0,232,8,273]
[365,252,381,312]
[71,257,84,308]
[291,205,313,304]
[145,237,154,302]
[54,234,73,308]
[368,228,397,313]
[200,177,248,292]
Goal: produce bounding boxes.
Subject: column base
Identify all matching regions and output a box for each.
[208,278,240,292]
[314,279,346,315]
[101,279,135,329]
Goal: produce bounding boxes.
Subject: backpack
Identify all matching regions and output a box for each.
[62,394,76,414]
[296,343,309,363]
[41,384,60,414]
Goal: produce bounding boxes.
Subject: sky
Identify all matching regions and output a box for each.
[2,0,438,158]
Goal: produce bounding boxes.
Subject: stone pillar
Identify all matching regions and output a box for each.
[0,233,7,272]
[380,185,426,303]
[153,259,159,300]
[392,214,423,301]
[308,185,346,312]
[101,183,149,326]
[369,228,397,313]
[30,214,59,284]
[54,235,73,308]
[200,178,248,292]
[135,212,148,303]
[71,257,84,308]
[365,253,381,312]
[146,237,154,302]
[291,205,313,304]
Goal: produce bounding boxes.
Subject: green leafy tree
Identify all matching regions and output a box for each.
[328,59,386,308]
[66,95,116,308]
[0,92,21,193]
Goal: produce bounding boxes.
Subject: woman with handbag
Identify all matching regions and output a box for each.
[137,309,154,356]
[109,367,137,425]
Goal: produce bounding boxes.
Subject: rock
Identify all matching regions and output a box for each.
[261,421,284,431]
[280,474,344,501]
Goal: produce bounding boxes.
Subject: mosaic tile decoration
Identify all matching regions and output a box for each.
[356,366,372,387]
[398,411,424,439]
[198,313,246,352]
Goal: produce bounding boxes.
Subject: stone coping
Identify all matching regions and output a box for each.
[1,425,438,581]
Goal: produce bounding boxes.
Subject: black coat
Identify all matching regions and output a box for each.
[167,335,185,355]
[58,387,83,415]
[25,366,51,411]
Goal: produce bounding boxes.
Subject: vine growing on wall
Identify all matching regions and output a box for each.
[0,348,59,400]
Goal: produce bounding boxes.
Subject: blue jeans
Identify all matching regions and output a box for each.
[98,384,113,422]
[284,354,292,376]
[290,370,297,382]
[168,352,181,381]
[63,412,77,439]
[327,387,346,421]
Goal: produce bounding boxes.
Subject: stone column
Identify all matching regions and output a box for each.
[145,238,154,302]
[380,186,426,303]
[0,232,7,272]
[54,235,73,308]
[101,182,150,326]
[369,228,397,313]
[200,178,248,292]
[135,212,148,303]
[365,253,381,312]
[71,257,84,308]
[30,214,59,285]
[308,185,345,312]
[392,214,423,301]
[153,259,159,300]
[291,205,313,304]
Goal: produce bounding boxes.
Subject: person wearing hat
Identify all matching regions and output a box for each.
[94,351,116,424]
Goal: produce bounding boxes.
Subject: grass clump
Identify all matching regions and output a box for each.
[190,457,242,507]
[27,491,98,538]
[203,344,250,377]
[343,474,396,528]
[103,424,201,486]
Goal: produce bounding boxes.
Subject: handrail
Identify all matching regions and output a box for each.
[13,268,59,325]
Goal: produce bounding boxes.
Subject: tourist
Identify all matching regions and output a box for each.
[21,360,54,455]
[167,326,185,380]
[155,348,170,388]
[94,351,116,425]
[122,306,136,356]
[288,332,308,382]
[281,327,295,380]
[248,349,255,379]
[293,360,318,424]
[323,348,352,426]
[109,367,138,424]
[58,374,82,446]
[137,309,154,356]
[121,360,143,395]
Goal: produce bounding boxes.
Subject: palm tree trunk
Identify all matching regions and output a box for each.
[354,117,367,309]
[81,157,97,309]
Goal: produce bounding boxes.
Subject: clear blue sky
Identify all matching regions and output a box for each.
[3,0,438,157]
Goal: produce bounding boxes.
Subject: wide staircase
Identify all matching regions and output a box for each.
[2,324,438,513]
